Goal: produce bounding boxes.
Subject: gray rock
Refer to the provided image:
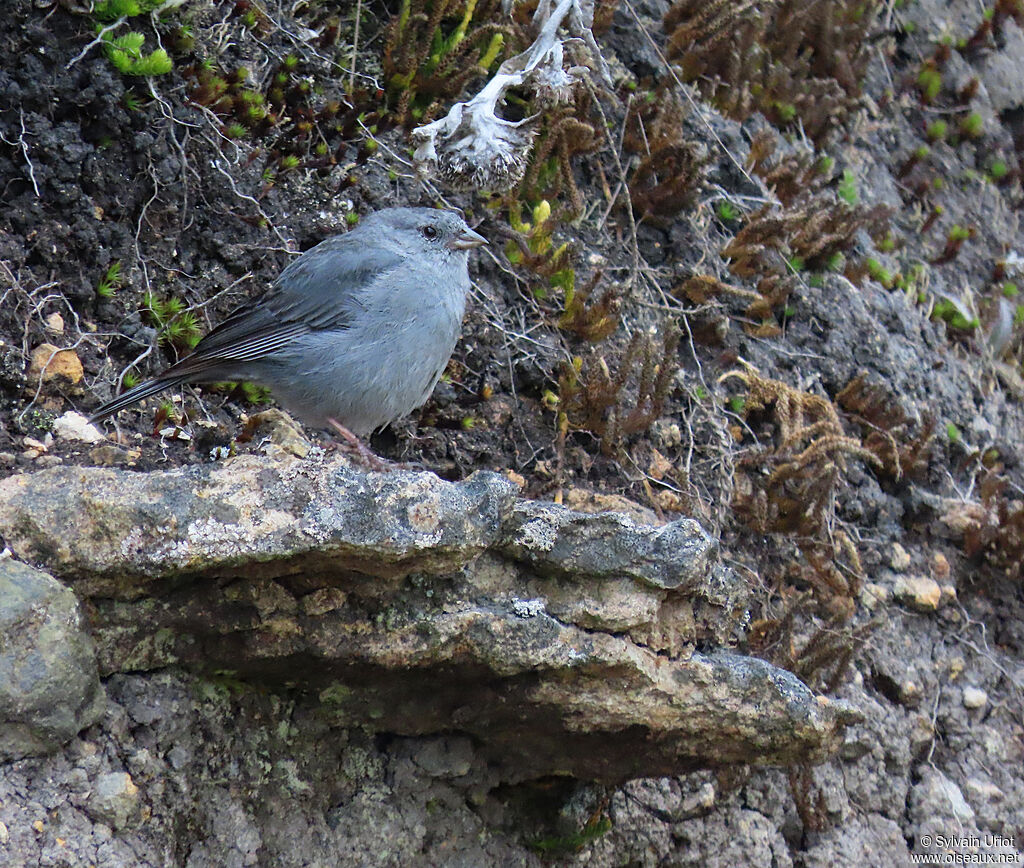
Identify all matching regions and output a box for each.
[0,558,105,760]
[978,20,1024,113]
[86,771,141,830]
[801,813,910,867]
[910,767,976,826]
[0,454,852,781]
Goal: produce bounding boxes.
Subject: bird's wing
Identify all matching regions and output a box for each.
[164,237,404,378]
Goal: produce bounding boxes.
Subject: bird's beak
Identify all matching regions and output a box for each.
[449,227,488,250]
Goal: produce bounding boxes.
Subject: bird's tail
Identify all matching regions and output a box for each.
[88,375,189,424]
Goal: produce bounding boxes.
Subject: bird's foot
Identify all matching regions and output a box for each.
[326,418,388,471]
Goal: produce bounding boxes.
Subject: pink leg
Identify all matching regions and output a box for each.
[326,418,386,471]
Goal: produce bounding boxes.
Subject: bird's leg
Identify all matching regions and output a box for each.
[326,417,386,471]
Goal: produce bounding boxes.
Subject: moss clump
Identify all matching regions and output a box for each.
[103,32,173,77]
[142,292,203,351]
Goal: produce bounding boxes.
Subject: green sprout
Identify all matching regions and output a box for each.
[989,159,1009,181]
[865,257,895,288]
[837,169,859,206]
[345,211,360,226]
[946,422,961,442]
[477,33,504,72]
[103,31,173,77]
[925,120,948,142]
[122,91,144,112]
[93,0,150,19]
[239,382,271,404]
[917,65,942,102]
[142,292,203,350]
[716,200,739,222]
[932,298,978,331]
[959,112,983,138]
[96,260,123,298]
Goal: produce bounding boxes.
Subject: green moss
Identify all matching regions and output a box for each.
[865,257,894,288]
[530,817,612,856]
[837,169,859,206]
[917,66,942,102]
[716,200,739,222]
[96,260,123,298]
[959,111,983,138]
[142,292,203,350]
[103,31,172,77]
[989,159,1009,181]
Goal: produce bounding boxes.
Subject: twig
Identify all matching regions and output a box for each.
[621,0,757,189]
[350,0,362,93]
[66,18,126,69]
[0,111,41,197]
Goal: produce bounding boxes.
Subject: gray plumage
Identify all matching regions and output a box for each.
[89,207,486,436]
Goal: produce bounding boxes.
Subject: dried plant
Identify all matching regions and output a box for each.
[383,0,513,127]
[558,271,621,342]
[711,133,890,331]
[664,0,882,142]
[836,374,934,482]
[559,325,680,455]
[962,471,1024,580]
[518,92,602,216]
[722,364,880,614]
[410,0,610,190]
[746,130,827,205]
[623,87,707,223]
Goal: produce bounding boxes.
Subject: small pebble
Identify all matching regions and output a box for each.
[44,312,64,334]
[963,687,988,709]
[890,542,911,572]
[28,343,83,385]
[899,680,922,707]
[53,410,104,444]
[860,582,891,611]
[893,575,942,612]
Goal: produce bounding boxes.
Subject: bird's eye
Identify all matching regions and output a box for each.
[422,225,439,239]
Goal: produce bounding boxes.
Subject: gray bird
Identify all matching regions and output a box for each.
[89,207,487,447]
